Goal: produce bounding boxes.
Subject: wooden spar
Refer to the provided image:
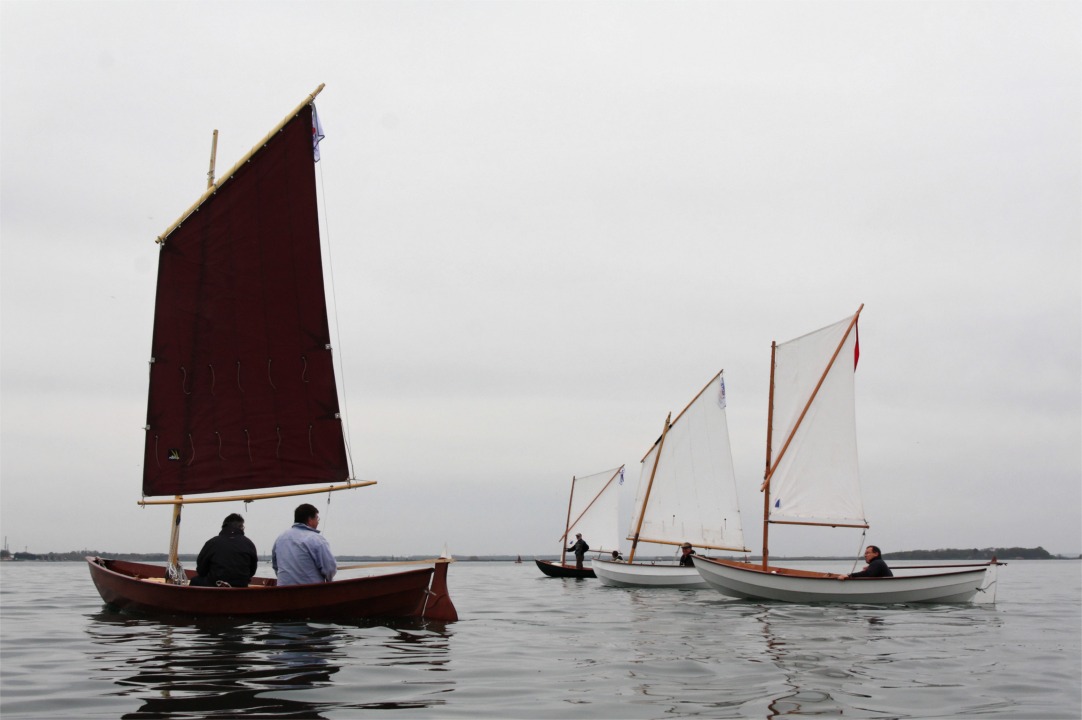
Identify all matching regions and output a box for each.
[337,557,455,571]
[561,475,575,566]
[166,500,182,579]
[628,413,671,563]
[768,519,869,529]
[633,537,748,553]
[206,129,218,189]
[761,340,777,569]
[760,305,863,488]
[156,83,326,244]
[562,465,623,545]
[639,370,723,463]
[138,479,375,506]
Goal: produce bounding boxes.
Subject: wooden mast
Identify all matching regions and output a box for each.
[628,413,671,563]
[561,475,575,566]
[761,341,777,569]
[206,129,218,188]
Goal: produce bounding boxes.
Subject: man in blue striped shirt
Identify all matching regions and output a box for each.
[271,503,337,586]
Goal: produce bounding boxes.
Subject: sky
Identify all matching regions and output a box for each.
[2,0,1079,562]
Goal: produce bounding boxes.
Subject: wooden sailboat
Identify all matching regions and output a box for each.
[694,306,999,603]
[535,465,624,579]
[593,371,749,588]
[87,85,457,621]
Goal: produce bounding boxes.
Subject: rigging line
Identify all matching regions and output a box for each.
[316,147,355,475]
[849,528,868,575]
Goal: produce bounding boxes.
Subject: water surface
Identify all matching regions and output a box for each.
[1,560,1079,718]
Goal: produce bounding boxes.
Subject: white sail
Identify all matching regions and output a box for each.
[628,371,746,551]
[767,314,866,527]
[561,466,623,553]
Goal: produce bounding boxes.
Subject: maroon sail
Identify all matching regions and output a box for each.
[142,104,348,497]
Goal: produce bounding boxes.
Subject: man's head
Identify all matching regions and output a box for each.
[222,513,245,531]
[294,503,320,527]
[865,545,882,560]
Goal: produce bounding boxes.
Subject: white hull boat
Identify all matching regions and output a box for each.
[592,557,707,588]
[700,307,1003,605]
[693,557,998,604]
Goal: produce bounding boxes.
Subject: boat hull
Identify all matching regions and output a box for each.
[592,558,707,588]
[535,559,595,578]
[87,557,458,621]
[693,557,992,604]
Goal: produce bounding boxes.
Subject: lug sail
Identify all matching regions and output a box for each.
[766,312,865,527]
[628,371,746,551]
[560,466,623,554]
[142,103,348,497]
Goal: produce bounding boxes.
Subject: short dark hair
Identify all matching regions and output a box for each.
[222,513,245,530]
[867,545,882,557]
[294,503,319,524]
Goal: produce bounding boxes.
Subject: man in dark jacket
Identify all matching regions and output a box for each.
[838,545,893,580]
[191,513,258,587]
[567,533,589,570]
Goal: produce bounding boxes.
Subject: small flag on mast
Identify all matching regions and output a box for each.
[312,105,325,162]
[854,322,860,370]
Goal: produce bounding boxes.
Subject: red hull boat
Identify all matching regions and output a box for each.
[88,557,458,622]
[87,86,457,623]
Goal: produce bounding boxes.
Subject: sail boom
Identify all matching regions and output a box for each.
[768,519,869,529]
[138,480,374,506]
[628,536,750,553]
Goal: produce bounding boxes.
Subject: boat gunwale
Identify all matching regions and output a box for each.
[696,556,994,581]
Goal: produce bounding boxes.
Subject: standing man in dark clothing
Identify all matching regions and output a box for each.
[678,542,697,567]
[567,533,589,570]
[837,545,893,580]
[191,513,258,587]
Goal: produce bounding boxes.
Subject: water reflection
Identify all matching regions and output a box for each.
[752,603,1004,718]
[85,612,453,718]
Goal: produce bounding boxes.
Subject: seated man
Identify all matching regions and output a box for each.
[837,545,893,580]
[191,513,258,587]
[271,503,337,586]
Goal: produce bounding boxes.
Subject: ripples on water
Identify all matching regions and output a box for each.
[1,560,1079,718]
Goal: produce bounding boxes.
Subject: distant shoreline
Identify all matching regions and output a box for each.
[2,546,1076,562]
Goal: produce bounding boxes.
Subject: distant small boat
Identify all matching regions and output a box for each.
[85,85,457,622]
[694,306,999,603]
[593,371,748,588]
[536,465,624,579]
[515,555,522,564]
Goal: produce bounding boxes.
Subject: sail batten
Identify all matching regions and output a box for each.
[143,102,349,498]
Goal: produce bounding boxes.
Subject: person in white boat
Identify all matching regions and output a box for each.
[567,533,589,570]
[190,513,258,587]
[678,542,697,567]
[610,550,624,562]
[837,545,893,580]
[272,503,337,585]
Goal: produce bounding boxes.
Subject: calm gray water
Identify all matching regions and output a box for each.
[1,560,1079,718]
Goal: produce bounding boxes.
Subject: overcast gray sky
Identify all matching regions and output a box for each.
[2,1,1079,561]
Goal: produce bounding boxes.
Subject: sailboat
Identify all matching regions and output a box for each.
[694,306,999,603]
[86,85,457,621]
[536,465,624,579]
[593,370,748,588]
